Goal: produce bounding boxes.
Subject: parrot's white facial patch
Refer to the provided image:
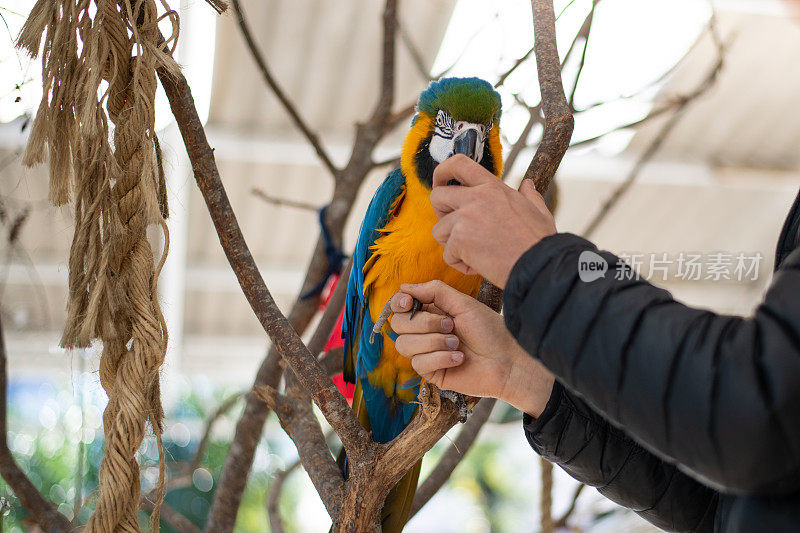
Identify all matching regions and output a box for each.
[429,110,490,164]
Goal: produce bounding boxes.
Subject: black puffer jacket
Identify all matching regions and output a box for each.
[504,189,800,532]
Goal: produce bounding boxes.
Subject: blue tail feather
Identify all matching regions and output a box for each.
[360,378,418,443]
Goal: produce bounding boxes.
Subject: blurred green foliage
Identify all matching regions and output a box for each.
[0,378,303,533]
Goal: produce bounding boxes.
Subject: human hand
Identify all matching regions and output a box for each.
[430,154,557,289]
[389,280,555,417]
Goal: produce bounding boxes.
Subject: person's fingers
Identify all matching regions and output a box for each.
[399,280,476,316]
[421,303,446,315]
[430,185,472,219]
[431,213,456,246]
[442,248,472,275]
[519,179,547,210]
[391,311,454,334]
[395,332,459,357]
[410,350,464,376]
[389,291,413,313]
[418,370,440,388]
[432,154,497,189]
[389,292,446,316]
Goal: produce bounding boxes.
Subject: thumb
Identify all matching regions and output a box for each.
[519,178,543,203]
[400,280,474,317]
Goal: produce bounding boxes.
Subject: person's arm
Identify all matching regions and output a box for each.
[529,381,718,532]
[390,284,718,532]
[504,233,800,496]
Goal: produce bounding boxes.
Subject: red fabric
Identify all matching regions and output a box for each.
[319,274,355,403]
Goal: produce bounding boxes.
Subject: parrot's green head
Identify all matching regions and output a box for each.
[401,77,503,189]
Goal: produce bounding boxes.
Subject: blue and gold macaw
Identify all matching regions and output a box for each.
[342,77,503,531]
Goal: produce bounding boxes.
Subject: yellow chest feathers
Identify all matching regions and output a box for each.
[362,180,482,311]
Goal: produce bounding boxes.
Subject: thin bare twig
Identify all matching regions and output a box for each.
[371,154,401,169]
[318,346,344,377]
[251,188,319,212]
[502,0,597,181]
[0,315,71,532]
[230,0,338,177]
[502,103,542,180]
[306,260,352,358]
[496,1,598,94]
[399,21,431,82]
[581,18,725,237]
[554,482,586,528]
[581,104,688,238]
[541,460,554,533]
[141,497,202,533]
[266,459,301,533]
[203,0,228,15]
[566,1,598,111]
[191,392,245,472]
[495,46,534,89]
[401,13,496,83]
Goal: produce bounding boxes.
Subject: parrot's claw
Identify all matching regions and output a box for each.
[409,298,422,320]
[370,297,395,344]
[439,389,471,423]
[370,294,423,344]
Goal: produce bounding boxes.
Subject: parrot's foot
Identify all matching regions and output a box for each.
[439,389,471,423]
[418,382,441,422]
[369,292,422,344]
[418,383,471,423]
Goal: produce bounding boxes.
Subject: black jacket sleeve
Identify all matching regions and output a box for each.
[525,380,718,532]
[504,233,800,496]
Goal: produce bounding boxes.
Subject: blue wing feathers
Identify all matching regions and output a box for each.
[342,168,415,444]
[342,169,405,383]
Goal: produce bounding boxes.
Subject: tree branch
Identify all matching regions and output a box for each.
[495,46,534,89]
[523,0,575,193]
[156,57,368,457]
[174,5,403,529]
[408,398,496,519]
[374,0,398,126]
[336,385,476,531]
[254,386,345,518]
[230,0,338,177]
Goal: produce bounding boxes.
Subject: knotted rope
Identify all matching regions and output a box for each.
[18,1,179,530]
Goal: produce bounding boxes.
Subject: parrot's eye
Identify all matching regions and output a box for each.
[434,110,454,138]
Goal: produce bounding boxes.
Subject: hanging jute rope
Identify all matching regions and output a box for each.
[18,1,179,530]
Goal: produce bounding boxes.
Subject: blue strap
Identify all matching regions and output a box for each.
[301,205,348,300]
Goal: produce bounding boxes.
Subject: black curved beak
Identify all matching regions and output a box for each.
[453,128,479,161]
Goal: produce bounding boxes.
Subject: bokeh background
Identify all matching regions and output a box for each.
[0,0,798,531]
